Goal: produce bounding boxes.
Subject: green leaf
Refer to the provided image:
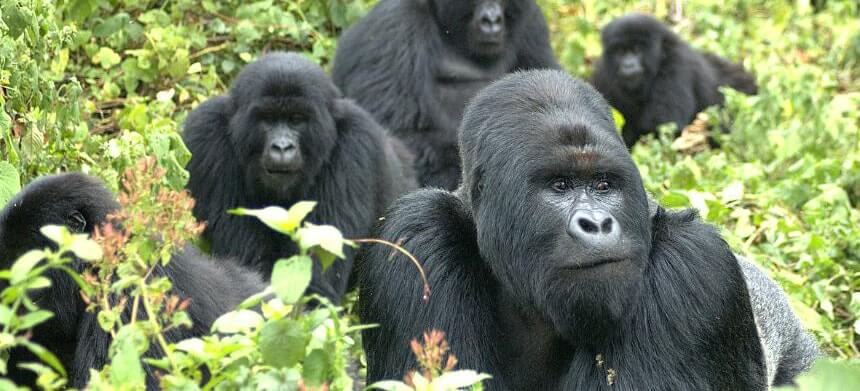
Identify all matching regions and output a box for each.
[302,349,328,387]
[433,370,493,389]
[0,161,20,207]
[10,250,46,285]
[270,256,312,304]
[93,47,122,69]
[66,0,99,21]
[365,381,413,391]
[259,318,308,368]
[19,340,66,376]
[16,310,54,330]
[229,201,316,235]
[40,225,69,247]
[297,224,348,260]
[109,327,146,387]
[212,309,263,334]
[69,235,103,261]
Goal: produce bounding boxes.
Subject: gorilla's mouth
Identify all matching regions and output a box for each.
[564,257,625,270]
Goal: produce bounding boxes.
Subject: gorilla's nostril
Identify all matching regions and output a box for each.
[577,218,599,234]
[601,218,613,233]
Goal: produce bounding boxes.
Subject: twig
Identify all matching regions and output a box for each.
[352,238,431,302]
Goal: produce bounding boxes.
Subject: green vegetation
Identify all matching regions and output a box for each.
[0,0,858,389]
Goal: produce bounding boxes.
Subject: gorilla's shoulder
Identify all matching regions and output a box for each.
[651,207,738,269]
[383,189,474,236]
[377,189,478,264]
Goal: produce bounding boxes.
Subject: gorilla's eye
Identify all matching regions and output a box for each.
[287,113,307,125]
[550,179,568,193]
[67,211,87,233]
[595,180,611,193]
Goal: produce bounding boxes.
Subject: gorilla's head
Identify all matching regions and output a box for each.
[599,13,674,92]
[0,173,117,334]
[228,52,340,200]
[459,70,652,344]
[425,0,527,62]
[0,173,116,266]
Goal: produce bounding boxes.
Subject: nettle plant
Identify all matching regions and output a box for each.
[0,158,488,390]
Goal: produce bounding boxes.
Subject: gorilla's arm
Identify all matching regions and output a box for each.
[514,4,561,70]
[182,96,244,234]
[738,257,820,386]
[332,1,437,134]
[357,189,499,382]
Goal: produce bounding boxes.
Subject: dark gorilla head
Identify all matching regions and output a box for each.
[427,0,526,61]
[458,70,652,344]
[0,173,117,338]
[599,13,673,92]
[0,173,116,265]
[228,53,340,200]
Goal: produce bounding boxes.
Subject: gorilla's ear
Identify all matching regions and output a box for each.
[647,194,659,220]
[66,210,87,233]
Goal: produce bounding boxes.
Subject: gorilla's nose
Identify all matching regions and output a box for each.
[479,4,504,35]
[267,139,300,168]
[567,209,621,247]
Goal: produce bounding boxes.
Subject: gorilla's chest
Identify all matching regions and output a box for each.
[434,54,514,128]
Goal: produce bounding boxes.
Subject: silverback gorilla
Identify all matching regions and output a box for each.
[0,173,263,388]
[592,13,758,147]
[332,0,559,190]
[183,52,416,302]
[357,70,817,390]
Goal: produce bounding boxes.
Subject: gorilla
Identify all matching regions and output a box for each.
[592,13,758,147]
[332,0,559,190]
[0,173,263,388]
[356,70,817,390]
[183,52,416,302]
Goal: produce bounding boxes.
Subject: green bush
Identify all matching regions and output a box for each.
[0,0,858,388]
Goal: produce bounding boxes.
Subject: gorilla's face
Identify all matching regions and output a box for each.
[461,71,652,344]
[228,54,339,201]
[433,0,525,61]
[601,14,667,92]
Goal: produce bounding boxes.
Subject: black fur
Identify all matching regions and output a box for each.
[0,173,263,388]
[183,52,416,302]
[332,0,559,190]
[592,13,758,147]
[357,70,770,390]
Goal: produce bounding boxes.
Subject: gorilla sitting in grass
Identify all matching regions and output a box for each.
[592,13,758,147]
[357,70,817,390]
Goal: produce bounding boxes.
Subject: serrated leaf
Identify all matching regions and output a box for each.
[270,256,312,304]
[109,328,146,387]
[212,309,263,334]
[259,318,308,368]
[0,161,20,207]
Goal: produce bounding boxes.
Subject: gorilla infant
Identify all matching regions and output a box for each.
[184,52,416,302]
[0,173,263,388]
[357,70,816,390]
[592,13,758,147]
[333,0,559,189]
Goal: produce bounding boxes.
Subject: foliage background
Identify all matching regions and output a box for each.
[0,0,857,385]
